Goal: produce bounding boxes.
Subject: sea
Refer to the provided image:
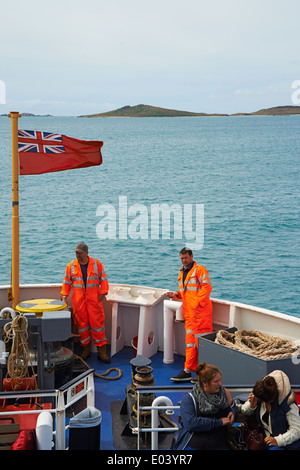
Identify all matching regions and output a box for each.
[0,114,299,317]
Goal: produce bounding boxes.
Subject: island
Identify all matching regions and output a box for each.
[232,106,300,116]
[78,104,300,118]
[78,104,228,118]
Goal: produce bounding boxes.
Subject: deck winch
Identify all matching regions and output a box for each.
[119,354,174,448]
[119,355,155,438]
[0,302,74,391]
[131,361,155,427]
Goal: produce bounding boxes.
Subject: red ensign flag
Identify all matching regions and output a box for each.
[18,130,103,175]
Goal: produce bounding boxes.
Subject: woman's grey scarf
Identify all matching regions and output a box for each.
[193,382,228,415]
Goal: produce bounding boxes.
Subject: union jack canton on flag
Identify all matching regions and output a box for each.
[18,130,65,154]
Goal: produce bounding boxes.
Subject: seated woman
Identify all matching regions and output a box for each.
[173,362,238,450]
[239,370,300,450]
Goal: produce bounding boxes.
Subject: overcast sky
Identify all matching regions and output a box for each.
[1,0,299,116]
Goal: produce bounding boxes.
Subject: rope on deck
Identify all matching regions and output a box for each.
[215,329,299,360]
[75,355,123,380]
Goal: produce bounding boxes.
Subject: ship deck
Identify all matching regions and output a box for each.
[78,344,187,450]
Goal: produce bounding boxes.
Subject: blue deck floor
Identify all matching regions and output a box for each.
[81,346,189,450]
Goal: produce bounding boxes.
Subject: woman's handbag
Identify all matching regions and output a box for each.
[241,417,266,450]
[227,417,266,451]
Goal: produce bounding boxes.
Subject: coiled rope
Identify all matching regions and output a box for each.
[215,329,299,360]
[2,314,37,389]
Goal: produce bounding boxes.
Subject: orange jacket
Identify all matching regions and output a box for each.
[61,257,109,302]
[176,261,212,321]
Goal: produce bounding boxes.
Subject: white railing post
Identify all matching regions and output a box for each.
[151,396,174,450]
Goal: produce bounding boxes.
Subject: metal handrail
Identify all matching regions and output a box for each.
[0,369,95,450]
[135,384,192,450]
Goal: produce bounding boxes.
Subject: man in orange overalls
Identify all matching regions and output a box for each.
[61,243,110,362]
[167,247,213,381]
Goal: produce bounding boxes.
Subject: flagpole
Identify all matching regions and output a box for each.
[8,111,21,309]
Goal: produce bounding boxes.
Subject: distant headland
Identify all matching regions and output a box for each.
[0,113,52,117]
[78,104,300,118]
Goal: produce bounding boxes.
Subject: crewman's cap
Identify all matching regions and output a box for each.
[75,243,88,253]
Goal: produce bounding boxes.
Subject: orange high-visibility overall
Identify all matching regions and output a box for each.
[61,257,109,347]
[176,262,213,371]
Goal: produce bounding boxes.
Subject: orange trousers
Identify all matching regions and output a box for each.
[184,311,212,371]
[72,298,107,347]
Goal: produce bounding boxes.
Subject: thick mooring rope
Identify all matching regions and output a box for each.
[215,329,299,360]
[2,314,36,388]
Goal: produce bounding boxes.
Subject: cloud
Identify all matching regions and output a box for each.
[1,0,300,115]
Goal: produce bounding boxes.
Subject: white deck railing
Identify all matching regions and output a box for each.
[0,369,94,450]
